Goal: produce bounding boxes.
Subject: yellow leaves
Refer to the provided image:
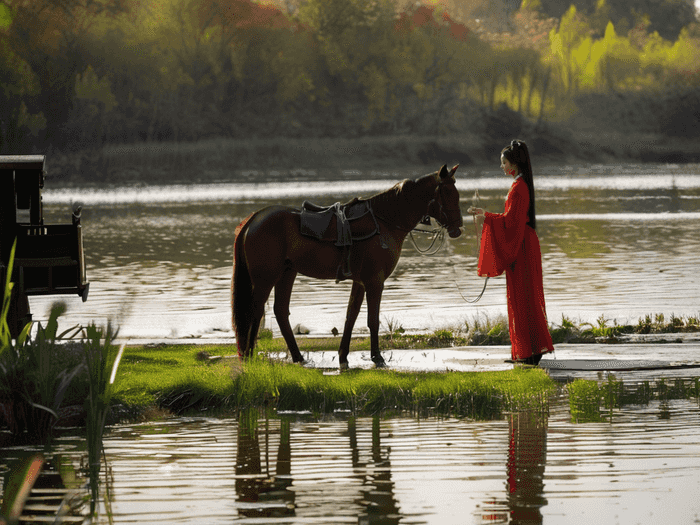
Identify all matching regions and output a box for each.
[667,28,697,70]
[0,2,12,29]
[520,0,542,13]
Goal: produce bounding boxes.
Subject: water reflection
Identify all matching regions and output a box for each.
[506,411,548,524]
[235,411,294,518]
[478,410,548,524]
[232,410,548,524]
[348,416,399,525]
[3,394,700,523]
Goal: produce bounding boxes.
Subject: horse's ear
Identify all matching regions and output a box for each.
[439,165,448,179]
[449,164,459,177]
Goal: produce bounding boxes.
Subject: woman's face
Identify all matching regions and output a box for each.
[500,154,518,177]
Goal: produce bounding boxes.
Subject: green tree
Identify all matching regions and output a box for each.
[2,0,127,148]
[0,33,45,153]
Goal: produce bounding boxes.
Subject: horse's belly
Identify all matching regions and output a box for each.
[290,242,343,280]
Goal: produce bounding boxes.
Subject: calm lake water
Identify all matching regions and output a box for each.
[31,163,700,341]
[2,385,699,524]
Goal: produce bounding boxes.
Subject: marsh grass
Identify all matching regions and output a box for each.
[548,312,700,344]
[253,316,513,359]
[252,310,700,358]
[0,303,85,442]
[567,375,700,423]
[110,345,556,420]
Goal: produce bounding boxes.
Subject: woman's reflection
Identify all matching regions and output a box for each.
[506,410,548,524]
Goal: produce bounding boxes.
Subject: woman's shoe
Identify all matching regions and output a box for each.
[524,354,543,366]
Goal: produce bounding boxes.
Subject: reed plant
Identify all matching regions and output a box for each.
[1,240,31,353]
[82,321,121,517]
[0,300,84,442]
[0,453,44,525]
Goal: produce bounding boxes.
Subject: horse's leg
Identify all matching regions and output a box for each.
[338,281,365,369]
[365,280,387,368]
[247,282,274,356]
[273,267,305,363]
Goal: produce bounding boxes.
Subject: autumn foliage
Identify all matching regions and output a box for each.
[395,5,471,42]
[1,0,699,156]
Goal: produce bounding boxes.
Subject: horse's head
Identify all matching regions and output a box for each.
[429,164,463,238]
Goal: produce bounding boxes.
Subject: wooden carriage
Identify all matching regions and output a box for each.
[0,155,89,337]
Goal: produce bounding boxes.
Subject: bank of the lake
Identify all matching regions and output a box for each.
[45,127,700,185]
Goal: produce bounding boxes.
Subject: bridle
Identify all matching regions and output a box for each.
[429,180,462,233]
[409,179,461,254]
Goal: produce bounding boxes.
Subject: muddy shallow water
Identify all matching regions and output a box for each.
[29,163,700,342]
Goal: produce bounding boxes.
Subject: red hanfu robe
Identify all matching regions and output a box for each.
[477,178,554,361]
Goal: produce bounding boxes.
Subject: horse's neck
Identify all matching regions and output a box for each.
[370,174,438,232]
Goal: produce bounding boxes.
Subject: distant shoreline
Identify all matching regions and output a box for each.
[46,128,700,184]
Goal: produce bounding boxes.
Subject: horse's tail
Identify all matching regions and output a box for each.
[232,212,256,358]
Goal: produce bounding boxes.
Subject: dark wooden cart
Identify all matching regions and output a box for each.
[0,155,89,338]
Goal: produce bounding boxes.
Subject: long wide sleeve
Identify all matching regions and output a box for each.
[477,179,529,277]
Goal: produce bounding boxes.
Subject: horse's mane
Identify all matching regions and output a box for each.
[365,179,410,210]
[362,173,439,227]
[366,173,438,210]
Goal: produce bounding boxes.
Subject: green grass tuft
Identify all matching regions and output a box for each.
[110,346,556,420]
[567,375,700,423]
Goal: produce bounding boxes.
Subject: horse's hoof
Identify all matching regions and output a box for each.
[372,356,387,368]
[339,361,349,371]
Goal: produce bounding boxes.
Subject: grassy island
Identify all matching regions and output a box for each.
[111,345,556,421]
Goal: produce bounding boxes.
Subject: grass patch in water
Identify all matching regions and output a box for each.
[110,345,556,420]
[567,375,700,423]
[550,312,700,343]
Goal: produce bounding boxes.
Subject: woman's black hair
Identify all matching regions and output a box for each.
[501,139,536,230]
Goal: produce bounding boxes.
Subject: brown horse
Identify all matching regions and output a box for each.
[232,164,463,369]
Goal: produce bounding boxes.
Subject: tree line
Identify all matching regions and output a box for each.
[1,0,699,156]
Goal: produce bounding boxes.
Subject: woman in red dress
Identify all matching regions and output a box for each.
[469,140,554,365]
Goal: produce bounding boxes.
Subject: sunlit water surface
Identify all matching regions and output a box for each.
[2,390,699,524]
[30,163,700,341]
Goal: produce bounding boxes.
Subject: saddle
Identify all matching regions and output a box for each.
[298,198,380,282]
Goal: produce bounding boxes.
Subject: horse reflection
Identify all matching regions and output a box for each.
[235,411,295,518]
[348,416,400,524]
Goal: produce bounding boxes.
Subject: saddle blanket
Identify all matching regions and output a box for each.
[299,199,377,246]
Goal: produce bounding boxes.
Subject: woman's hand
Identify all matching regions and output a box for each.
[467,207,484,216]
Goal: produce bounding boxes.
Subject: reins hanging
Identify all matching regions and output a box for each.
[408,224,446,255]
[456,275,489,303]
[456,188,489,303]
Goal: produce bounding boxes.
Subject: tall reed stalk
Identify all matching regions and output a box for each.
[1,240,31,353]
[82,322,122,517]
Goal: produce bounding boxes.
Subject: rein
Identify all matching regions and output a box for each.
[456,189,489,303]
[409,225,446,255]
